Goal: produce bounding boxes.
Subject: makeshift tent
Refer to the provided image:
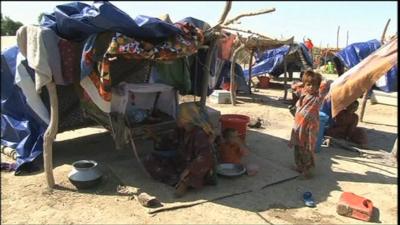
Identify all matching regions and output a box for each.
[327,36,397,118]
[214,61,249,93]
[335,39,398,92]
[1,1,219,186]
[243,43,313,79]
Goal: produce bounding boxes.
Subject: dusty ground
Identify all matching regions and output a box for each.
[1,80,398,224]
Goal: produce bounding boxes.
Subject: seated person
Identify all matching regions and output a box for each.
[218,128,249,164]
[144,103,217,197]
[325,101,368,148]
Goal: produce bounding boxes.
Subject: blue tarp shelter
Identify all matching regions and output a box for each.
[335,39,397,92]
[243,43,313,80]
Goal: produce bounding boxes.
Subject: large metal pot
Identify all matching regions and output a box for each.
[68,160,103,189]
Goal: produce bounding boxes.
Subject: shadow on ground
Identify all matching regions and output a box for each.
[28,126,394,221]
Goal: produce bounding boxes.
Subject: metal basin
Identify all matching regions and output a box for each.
[216,163,246,177]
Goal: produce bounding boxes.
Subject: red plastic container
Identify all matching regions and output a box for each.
[222,82,236,91]
[257,76,270,89]
[220,114,250,141]
[337,192,374,222]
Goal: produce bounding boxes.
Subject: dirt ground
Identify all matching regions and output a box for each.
[1,81,398,224]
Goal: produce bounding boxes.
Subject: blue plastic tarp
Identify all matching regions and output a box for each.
[215,61,249,93]
[243,45,290,79]
[243,43,313,79]
[335,39,397,92]
[1,46,48,174]
[335,39,381,68]
[41,1,183,41]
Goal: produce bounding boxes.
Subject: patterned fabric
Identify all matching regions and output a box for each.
[106,22,203,61]
[80,22,204,112]
[294,146,315,173]
[177,102,214,139]
[289,81,330,153]
[143,126,214,188]
[59,39,82,84]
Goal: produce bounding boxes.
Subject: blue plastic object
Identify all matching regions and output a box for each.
[316,111,329,153]
[303,191,316,207]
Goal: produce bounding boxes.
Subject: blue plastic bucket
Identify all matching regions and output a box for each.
[316,111,329,153]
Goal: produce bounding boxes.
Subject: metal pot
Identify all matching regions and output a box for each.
[68,160,103,189]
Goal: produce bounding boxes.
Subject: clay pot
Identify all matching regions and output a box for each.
[68,160,103,189]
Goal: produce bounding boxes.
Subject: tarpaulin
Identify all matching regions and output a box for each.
[335,39,397,92]
[329,36,398,118]
[1,46,48,174]
[40,1,183,42]
[215,61,249,93]
[243,43,313,79]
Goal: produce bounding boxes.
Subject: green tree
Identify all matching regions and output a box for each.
[1,15,23,36]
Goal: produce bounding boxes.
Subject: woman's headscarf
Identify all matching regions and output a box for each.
[177,102,214,138]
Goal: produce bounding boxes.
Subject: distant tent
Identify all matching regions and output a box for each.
[335,39,397,92]
[215,61,249,94]
[243,43,313,80]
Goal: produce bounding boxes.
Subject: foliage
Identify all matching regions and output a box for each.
[1,14,23,36]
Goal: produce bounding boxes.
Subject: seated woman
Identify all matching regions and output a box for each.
[143,102,216,198]
[325,101,368,148]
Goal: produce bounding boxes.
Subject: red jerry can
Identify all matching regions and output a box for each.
[337,192,374,222]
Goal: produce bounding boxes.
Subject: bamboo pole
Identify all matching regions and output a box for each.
[230,44,245,106]
[200,40,217,108]
[336,26,340,49]
[360,18,391,122]
[43,82,59,189]
[248,49,255,94]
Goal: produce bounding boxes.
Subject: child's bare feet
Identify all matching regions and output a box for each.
[290,165,302,173]
[302,171,313,179]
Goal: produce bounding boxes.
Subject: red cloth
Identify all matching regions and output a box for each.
[218,32,236,60]
[58,39,82,84]
[305,39,314,50]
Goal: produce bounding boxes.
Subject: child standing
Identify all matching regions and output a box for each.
[288,70,329,178]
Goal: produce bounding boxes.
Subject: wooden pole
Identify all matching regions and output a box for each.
[360,18,391,122]
[43,82,59,189]
[380,19,391,44]
[248,49,255,94]
[230,44,245,106]
[346,30,349,46]
[283,55,288,100]
[200,40,217,108]
[336,26,340,49]
[391,138,397,159]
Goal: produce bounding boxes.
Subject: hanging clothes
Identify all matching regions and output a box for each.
[151,58,192,95]
[58,39,83,84]
[217,32,236,60]
[16,25,65,90]
[188,47,217,96]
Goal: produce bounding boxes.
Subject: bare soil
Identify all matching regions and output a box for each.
[1,84,397,224]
